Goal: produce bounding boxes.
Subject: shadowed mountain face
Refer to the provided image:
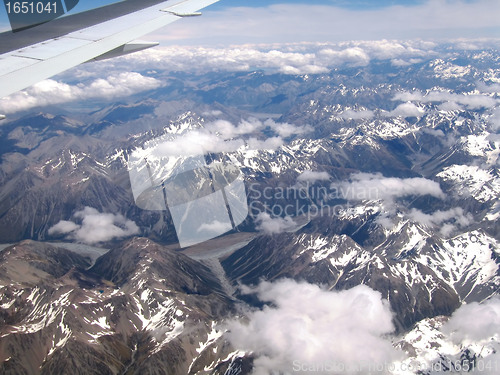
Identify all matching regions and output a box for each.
[0,44,499,374]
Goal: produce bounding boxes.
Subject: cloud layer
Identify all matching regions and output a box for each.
[331,173,472,232]
[332,172,445,202]
[296,170,331,184]
[225,279,401,374]
[255,212,297,235]
[407,207,473,236]
[394,90,499,111]
[443,297,500,344]
[225,281,499,375]
[385,102,425,117]
[439,298,500,375]
[148,117,309,157]
[1,39,497,115]
[0,72,161,114]
[115,40,438,75]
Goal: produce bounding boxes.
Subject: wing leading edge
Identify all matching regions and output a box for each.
[0,0,219,99]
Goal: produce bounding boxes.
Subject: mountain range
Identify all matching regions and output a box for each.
[0,42,499,374]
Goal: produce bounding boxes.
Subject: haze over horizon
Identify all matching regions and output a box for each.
[1,0,499,42]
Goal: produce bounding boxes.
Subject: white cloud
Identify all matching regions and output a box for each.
[398,299,500,375]
[152,131,245,157]
[437,101,464,111]
[394,90,498,110]
[118,46,329,75]
[197,220,232,235]
[48,207,140,244]
[224,279,402,374]
[0,72,161,114]
[332,173,446,229]
[123,40,435,74]
[48,220,80,235]
[340,109,375,120]
[207,118,265,138]
[443,297,500,344]
[62,40,436,84]
[149,117,308,157]
[247,136,284,151]
[255,213,297,234]
[2,39,491,116]
[438,298,500,375]
[391,58,423,67]
[332,172,445,202]
[477,82,500,94]
[488,107,500,131]
[202,109,223,117]
[296,170,331,183]
[263,119,312,138]
[453,95,497,110]
[385,102,425,117]
[407,207,473,236]
[421,127,445,138]
[317,47,370,67]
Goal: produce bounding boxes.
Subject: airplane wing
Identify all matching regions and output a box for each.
[0,0,219,99]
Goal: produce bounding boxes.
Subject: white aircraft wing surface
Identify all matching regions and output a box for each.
[0,0,219,98]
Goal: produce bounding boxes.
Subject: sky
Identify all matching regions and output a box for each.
[1,0,499,42]
[155,0,500,45]
[209,0,427,10]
